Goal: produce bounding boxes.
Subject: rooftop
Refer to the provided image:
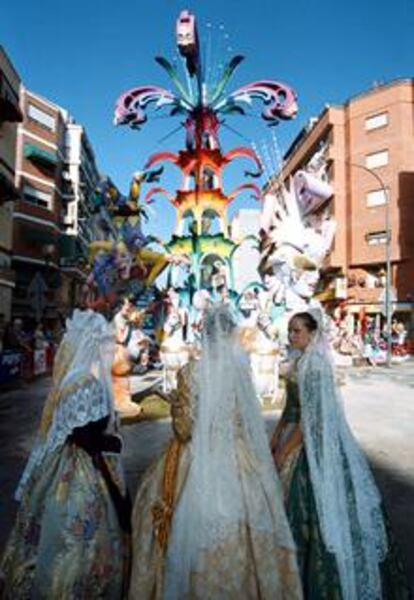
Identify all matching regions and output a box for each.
[284,77,414,163]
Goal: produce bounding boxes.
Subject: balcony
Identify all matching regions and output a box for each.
[20,224,57,246]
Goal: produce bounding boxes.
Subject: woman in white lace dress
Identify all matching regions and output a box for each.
[129,304,302,599]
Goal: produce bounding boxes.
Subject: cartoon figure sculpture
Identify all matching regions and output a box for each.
[111,298,143,420]
[87,171,176,305]
[113,171,170,287]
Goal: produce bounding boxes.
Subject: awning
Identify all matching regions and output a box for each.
[24,143,57,166]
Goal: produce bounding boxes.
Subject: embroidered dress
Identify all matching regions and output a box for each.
[129,305,303,600]
[272,356,411,600]
[1,310,130,600]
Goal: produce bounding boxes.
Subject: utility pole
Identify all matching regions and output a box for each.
[349,163,392,366]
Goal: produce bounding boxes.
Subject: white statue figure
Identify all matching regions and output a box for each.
[160,289,189,393]
[238,287,280,404]
[249,291,280,404]
[259,173,335,316]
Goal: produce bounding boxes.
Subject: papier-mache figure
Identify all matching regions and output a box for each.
[259,171,335,316]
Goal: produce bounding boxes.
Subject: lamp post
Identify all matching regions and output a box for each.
[349,162,392,366]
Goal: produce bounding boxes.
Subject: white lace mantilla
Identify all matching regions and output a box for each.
[15,374,108,501]
[297,336,387,600]
[15,310,115,501]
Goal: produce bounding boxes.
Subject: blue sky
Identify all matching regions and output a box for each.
[2,0,413,238]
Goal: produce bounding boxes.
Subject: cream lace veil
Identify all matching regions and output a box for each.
[15,309,115,500]
[163,304,297,598]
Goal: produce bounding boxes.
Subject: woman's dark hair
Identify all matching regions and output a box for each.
[291,312,318,332]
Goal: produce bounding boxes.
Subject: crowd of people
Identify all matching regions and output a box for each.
[0,314,64,355]
[0,302,411,599]
[329,313,410,367]
[0,315,66,384]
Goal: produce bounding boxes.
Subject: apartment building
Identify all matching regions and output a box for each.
[279,78,414,330]
[0,47,23,319]
[58,121,110,313]
[13,87,67,322]
[63,122,107,251]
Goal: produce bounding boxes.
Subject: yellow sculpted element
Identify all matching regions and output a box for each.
[88,241,168,288]
[138,247,169,288]
[88,240,115,261]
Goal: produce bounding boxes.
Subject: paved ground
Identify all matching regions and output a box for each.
[0,362,413,589]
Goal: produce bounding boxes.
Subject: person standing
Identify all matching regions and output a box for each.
[271,310,411,599]
[129,304,302,599]
[1,310,130,599]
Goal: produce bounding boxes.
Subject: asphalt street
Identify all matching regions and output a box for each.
[1,362,413,589]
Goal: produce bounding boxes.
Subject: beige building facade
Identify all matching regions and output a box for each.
[0,46,22,320]
[13,87,67,323]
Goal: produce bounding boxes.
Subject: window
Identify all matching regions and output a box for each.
[366,150,388,169]
[366,189,388,207]
[366,231,387,245]
[365,112,388,131]
[28,104,56,132]
[23,184,53,210]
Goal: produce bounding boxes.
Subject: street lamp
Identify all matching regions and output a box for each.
[349,162,392,366]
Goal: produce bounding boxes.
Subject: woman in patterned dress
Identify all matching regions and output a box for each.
[129,304,302,600]
[1,310,130,599]
[271,310,411,600]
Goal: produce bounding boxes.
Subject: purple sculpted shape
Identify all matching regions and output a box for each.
[114,86,178,129]
[223,80,298,122]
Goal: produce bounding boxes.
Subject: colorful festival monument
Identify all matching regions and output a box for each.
[113,9,298,303]
[104,9,337,402]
